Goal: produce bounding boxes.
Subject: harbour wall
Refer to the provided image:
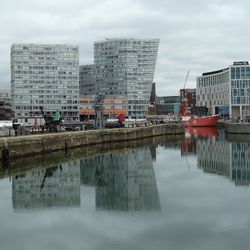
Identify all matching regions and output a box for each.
[225,123,250,134]
[0,134,184,179]
[0,124,184,160]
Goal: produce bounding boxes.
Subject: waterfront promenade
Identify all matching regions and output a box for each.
[0,124,184,160]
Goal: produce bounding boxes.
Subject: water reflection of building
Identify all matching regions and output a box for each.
[181,127,221,156]
[150,146,157,161]
[197,138,230,177]
[80,147,161,211]
[12,161,81,210]
[96,148,160,211]
[181,137,197,156]
[196,134,250,186]
[231,143,250,186]
[80,157,97,186]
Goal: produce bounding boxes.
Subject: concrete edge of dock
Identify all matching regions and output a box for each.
[0,124,185,160]
[224,122,250,134]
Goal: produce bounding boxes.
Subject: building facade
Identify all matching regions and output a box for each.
[149,82,156,104]
[155,96,180,115]
[179,88,196,115]
[196,61,250,119]
[0,90,12,120]
[79,96,127,120]
[11,44,79,120]
[79,64,95,97]
[94,38,159,118]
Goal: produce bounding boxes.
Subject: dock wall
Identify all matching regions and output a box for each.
[0,124,184,160]
[225,123,250,134]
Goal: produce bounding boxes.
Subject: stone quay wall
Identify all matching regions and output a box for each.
[225,123,250,134]
[0,124,184,160]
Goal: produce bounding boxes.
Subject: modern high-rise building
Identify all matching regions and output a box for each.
[79,64,95,97]
[11,44,79,120]
[94,38,159,118]
[196,61,250,119]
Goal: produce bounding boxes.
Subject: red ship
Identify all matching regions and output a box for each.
[180,70,220,127]
[185,114,220,127]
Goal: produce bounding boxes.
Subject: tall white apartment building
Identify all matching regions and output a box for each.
[11,44,79,120]
[196,61,250,119]
[94,38,159,117]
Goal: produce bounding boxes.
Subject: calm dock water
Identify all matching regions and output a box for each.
[0,130,250,250]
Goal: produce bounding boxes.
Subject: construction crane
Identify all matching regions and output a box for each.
[183,70,190,89]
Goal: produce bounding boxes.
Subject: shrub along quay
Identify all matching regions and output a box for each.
[0,124,184,160]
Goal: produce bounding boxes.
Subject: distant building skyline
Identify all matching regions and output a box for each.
[8,42,250,120]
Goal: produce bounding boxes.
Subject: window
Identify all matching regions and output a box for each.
[241,67,246,79]
[231,68,235,79]
[246,67,250,78]
[236,67,240,79]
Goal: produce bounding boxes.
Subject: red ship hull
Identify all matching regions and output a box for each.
[186,114,220,127]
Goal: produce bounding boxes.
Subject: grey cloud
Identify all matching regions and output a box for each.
[1,0,250,95]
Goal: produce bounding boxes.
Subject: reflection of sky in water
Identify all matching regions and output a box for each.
[1,135,250,250]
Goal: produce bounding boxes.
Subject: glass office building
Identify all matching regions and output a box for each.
[197,61,250,119]
[11,44,79,120]
[156,96,180,115]
[94,38,159,118]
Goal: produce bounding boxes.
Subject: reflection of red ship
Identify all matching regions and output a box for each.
[181,127,219,155]
[187,127,219,139]
[186,114,220,127]
[181,136,196,156]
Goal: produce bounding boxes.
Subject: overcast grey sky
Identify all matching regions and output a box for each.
[0,0,250,95]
